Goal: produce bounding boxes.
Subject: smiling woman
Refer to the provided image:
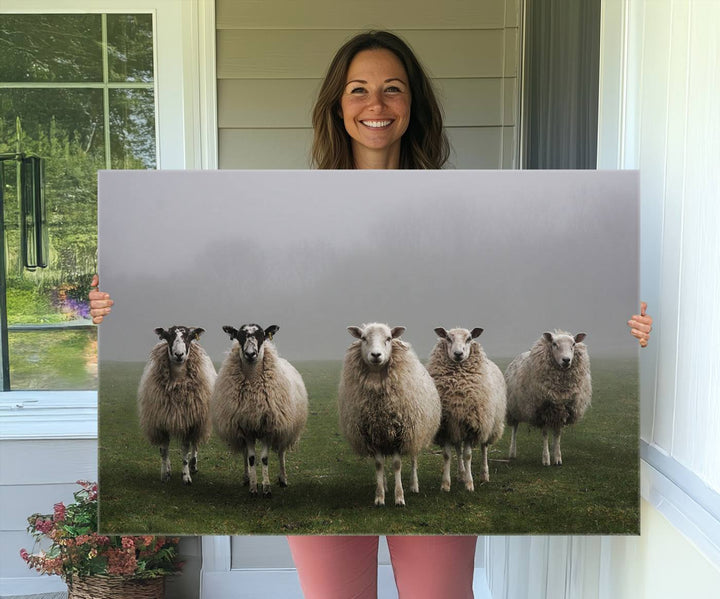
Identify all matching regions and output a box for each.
[340,49,412,168]
[311,30,448,170]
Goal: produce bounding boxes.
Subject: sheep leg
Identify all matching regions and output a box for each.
[277,448,288,487]
[189,442,198,474]
[552,428,563,466]
[159,439,171,482]
[392,452,405,507]
[247,441,258,495]
[409,455,419,493]
[260,440,272,498]
[456,442,465,480]
[374,453,385,506]
[441,443,452,492]
[542,428,551,466]
[509,424,518,459]
[241,446,249,486]
[465,443,476,490]
[181,440,193,485]
[480,443,490,484]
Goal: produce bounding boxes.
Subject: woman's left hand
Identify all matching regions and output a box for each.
[628,301,653,348]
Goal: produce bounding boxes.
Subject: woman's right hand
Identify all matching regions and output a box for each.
[89,274,113,324]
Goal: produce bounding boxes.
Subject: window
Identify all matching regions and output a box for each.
[0,13,156,390]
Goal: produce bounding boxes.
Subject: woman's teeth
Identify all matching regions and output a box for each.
[362,120,392,128]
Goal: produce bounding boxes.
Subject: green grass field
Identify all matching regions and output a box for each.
[98,358,639,536]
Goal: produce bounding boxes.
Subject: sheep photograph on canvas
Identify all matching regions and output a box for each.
[97,169,640,535]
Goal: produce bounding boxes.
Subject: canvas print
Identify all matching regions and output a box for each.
[97,169,639,535]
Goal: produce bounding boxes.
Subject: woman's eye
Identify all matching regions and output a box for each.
[349,87,367,94]
[385,86,402,93]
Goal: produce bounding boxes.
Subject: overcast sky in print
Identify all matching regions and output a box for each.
[98,169,639,363]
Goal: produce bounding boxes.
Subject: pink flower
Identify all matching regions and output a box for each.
[34,518,53,534]
[19,548,29,562]
[107,548,137,576]
[121,537,135,550]
[53,502,66,522]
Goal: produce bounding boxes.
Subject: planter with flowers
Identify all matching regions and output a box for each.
[20,481,182,599]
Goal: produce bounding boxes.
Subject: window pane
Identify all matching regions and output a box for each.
[1,88,104,282]
[8,329,97,390]
[0,89,106,161]
[107,14,154,83]
[2,89,103,390]
[110,89,156,169]
[0,14,103,82]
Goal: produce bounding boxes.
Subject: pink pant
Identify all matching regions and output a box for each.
[287,535,476,599]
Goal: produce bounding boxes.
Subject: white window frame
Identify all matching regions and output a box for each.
[0,0,217,438]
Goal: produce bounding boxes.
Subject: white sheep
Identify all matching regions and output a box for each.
[338,323,441,507]
[212,324,308,497]
[137,326,216,485]
[427,327,506,491]
[505,330,592,466]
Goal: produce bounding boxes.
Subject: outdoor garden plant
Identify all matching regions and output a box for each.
[20,481,182,588]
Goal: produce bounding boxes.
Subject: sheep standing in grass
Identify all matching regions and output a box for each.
[338,323,441,507]
[137,326,216,485]
[212,324,308,497]
[505,330,592,466]
[427,327,506,491]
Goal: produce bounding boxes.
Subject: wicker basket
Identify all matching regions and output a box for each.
[67,575,165,599]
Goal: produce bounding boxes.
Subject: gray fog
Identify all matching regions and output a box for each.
[98,170,639,363]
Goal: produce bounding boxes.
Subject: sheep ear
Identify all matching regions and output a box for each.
[471,327,483,338]
[347,326,363,339]
[574,332,587,343]
[543,332,553,343]
[190,327,205,340]
[391,326,406,339]
[434,327,448,339]
[265,325,279,340]
[154,327,167,339]
[222,325,238,339]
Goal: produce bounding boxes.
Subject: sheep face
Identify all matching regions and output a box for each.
[348,323,406,368]
[434,327,483,363]
[222,324,279,365]
[154,326,205,365]
[542,331,587,370]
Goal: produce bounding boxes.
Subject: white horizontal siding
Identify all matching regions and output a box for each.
[216,0,521,170]
[217,29,514,79]
[217,0,517,30]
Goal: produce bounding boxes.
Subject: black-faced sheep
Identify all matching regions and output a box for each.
[505,330,592,466]
[338,323,441,507]
[427,327,506,491]
[137,326,216,485]
[212,324,308,497]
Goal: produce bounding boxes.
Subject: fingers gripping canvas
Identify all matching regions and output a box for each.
[97,169,639,535]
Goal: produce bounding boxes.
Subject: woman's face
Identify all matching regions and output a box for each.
[340,49,411,164]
